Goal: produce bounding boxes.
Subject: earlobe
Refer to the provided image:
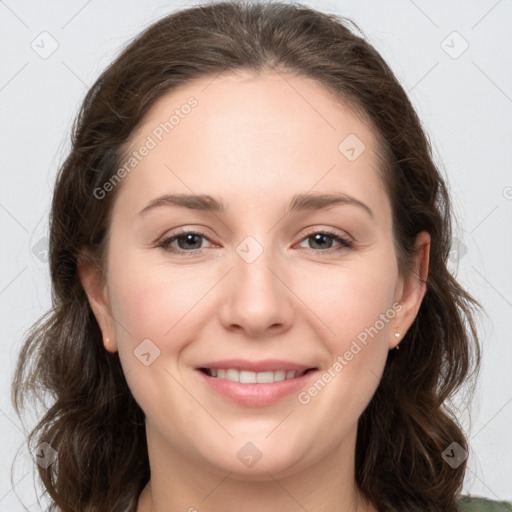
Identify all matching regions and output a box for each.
[390,231,431,349]
[77,255,118,353]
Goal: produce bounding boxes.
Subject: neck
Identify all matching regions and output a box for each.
[136,422,376,512]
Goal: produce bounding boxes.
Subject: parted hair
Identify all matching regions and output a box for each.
[12,1,481,511]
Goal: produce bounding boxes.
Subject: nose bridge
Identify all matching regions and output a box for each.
[219,234,293,336]
[234,234,283,309]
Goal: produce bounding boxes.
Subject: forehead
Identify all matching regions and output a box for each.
[116,69,389,221]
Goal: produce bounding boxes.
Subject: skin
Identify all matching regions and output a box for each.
[79,69,430,512]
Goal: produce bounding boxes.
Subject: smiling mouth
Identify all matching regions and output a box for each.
[198,367,317,384]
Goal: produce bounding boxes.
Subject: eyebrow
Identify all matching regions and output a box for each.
[138,192,374,219]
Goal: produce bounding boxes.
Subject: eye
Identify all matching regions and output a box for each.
[296,229,353,253]
[156,228,353,255]
[157,230,213,254]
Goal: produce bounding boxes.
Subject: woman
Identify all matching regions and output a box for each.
[12,1,486,511]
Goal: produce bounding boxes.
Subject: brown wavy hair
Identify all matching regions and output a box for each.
[12,1,481,511]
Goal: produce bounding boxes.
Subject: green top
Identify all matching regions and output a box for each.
[458,496,512,511]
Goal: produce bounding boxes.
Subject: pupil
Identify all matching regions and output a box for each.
[311,233,331,249]
[179,234,201,250]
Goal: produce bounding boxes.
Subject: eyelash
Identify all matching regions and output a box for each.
[156,228,353,255]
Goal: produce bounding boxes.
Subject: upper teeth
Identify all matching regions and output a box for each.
[207,368,307,383]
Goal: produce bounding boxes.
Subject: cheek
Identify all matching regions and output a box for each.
[107,234,397,412]
[106,258,208,428]
[295,258,397,344]
[293,259,396,401]
[108,246,211,340]
[106,251,219,398]
[108,245,397,365]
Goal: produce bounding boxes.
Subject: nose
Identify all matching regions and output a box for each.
[218,244,294,338]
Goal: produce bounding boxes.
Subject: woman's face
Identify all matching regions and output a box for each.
[83,70,428,479]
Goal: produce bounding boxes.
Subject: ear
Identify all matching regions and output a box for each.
[390,230,430,349]
[77,253,118,353]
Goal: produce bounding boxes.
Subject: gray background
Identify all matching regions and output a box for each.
[1,0,511,509]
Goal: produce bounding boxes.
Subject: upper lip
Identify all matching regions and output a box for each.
[197,359,316,372]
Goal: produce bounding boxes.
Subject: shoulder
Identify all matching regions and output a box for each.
[458,495,512,511]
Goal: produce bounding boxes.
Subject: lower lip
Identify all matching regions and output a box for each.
[195,369,317,407]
